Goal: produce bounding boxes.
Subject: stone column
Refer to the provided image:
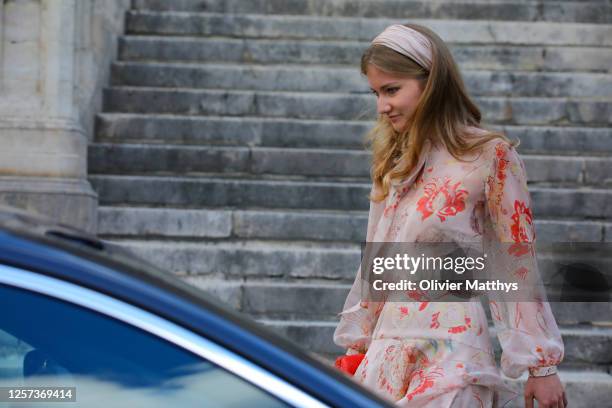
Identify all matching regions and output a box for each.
[0,0,129,233]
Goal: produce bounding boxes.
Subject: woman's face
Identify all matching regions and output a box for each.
[366,64,425,132]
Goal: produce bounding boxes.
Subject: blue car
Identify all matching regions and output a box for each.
[0,209,391,407]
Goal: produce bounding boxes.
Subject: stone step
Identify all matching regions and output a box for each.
[124,12,612,45]
[97,207,368,241]
[104,239,362,280]
[96,113,612,155]
[119,36,612,73]
[90,175,612,218]
[130,0,612,23]
[106,237,612,284]
[111,62,612,98]
[89,143,612,185]
[260,319,612,368]
[182,277,612,326]
[88,144,370,178]
[91,175,371,210]
[97,207,611,242]
[103,87,612,126]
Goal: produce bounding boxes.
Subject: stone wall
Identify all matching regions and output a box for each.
[75,0,131,143]
[0,0,130,232]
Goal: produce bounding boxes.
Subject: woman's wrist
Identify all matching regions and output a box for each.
[528,365,558,377]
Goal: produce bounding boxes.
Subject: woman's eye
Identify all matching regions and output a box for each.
[387,87,399,94]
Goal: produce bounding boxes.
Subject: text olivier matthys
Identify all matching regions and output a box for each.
[370,253,518,293]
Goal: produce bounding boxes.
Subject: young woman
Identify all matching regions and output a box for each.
[333,24,567,408]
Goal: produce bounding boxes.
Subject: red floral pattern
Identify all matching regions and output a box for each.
[416,177,469,222]
[405,367,444,401]
[511,200,533,242]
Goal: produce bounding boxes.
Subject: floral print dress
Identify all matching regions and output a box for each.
[333,131,564,407]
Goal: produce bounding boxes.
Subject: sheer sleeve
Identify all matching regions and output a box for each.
[483,141,564,378]
[333,185,385,354]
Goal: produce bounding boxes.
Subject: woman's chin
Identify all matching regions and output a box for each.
[391,121,406,133]
[384,117,407,133]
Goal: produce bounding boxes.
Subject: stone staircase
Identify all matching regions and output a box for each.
[89,0,612,405]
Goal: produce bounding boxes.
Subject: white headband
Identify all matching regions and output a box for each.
[371,24,433,70]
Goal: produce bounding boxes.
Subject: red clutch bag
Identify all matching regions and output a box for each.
[335,353,365,375]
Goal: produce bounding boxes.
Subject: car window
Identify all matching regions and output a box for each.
[0,282,291,408]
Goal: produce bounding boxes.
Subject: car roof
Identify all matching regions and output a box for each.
[0,207,391,408]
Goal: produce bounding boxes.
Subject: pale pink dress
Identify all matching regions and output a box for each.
[333,131,564,407]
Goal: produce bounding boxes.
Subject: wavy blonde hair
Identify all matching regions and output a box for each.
[362,23,518,202]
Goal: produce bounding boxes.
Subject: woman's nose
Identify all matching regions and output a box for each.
[377,97,391,114]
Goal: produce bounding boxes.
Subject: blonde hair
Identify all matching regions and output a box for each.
[362,23,518,202]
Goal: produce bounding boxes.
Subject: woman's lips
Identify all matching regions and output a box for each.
[389,115,401,122]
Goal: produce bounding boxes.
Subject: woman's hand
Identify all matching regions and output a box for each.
[524,374,567,408]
